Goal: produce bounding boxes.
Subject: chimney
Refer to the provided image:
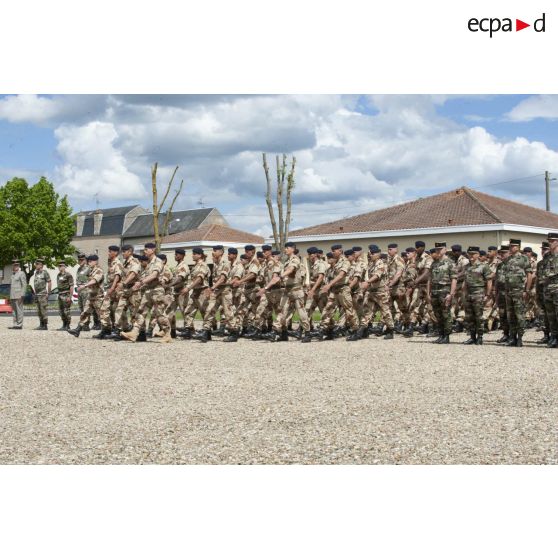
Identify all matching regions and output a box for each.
[76,214,86,236]
[93,210,103,236]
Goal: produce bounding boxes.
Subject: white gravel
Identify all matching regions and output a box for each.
[1,314,556,464]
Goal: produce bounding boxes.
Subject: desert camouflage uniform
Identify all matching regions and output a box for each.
[524,256,538,321]
[56,269,74,327]
[430,256,457,337]
[114,254,142,329]
[99,258,124,329]
[229,258,245,323]
[76,263,91,316]
[536,252,551,335]
[360,257,394,329]
[494,258,509,336]
[33,269,51,326]
[483,255,501,324]
[387,253,405,322]
[452,254,470,324]
[79,267,105,327]
[183,259,210,329]
[167,259,190,330]
[410,251,434,326]
[203,257,238,331]
[150,263,173,331]
[254,257,283,329]
[463,260,491,335]
[305,258,329,326]
[399,258,417,326]
[236,257,260,329]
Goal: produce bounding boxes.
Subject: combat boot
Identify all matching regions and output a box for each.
[287,328,301,339]
[383,328,394,340]
[516,334,523,348]
[418,323,428,335]
[171,329,177,339]
[81,324,91,332]
[178,328,194,339]
[67,325,82,338]
[137,329,147,342]
[212,324,226,337]
[437,335,450,344]
[223,330,239,342]
[108,328,122,341]
[426,327,440,338]
[346,327,365,341]
[93,327,111,339]
[476,334,483,345]
[300,332,312,343]
[245,327,261,339]
[453,321,464,333]
[491,319,500,331]
[146,327,154,338]
[505,334,518,347]
[92,322,101,331]
[57,321,69,331]
[402,324,414,337]
[547,335,558,348]
[463,332,477,345]
[433,333,444,343]
[121,327,140,342]
[496,332,510,344]
[394,321,403,333]
[318,329,335,341]
[194,329,211,342]
[34,321,46,330]
[537,330,550,344]
[278,328,289,342]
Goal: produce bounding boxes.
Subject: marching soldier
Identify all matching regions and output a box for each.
[148,254,174,338]
[305,246,328,330]
[429,243,457,344]
[56,261,74,331]
[535,241,551,344]
[8,259,27,330]
[347,244,394,341]
[350,246,367,320]
[68,255,104,337]
[462,247,492,345]
[96,245,123,339]
[112,245,142,340]
[179,247,210,339]
[542,232,558,348]
[32,258,51,330]
[503,239,533,347]
[228,248,245,322]
[399,246,417,334]
[408,240,434,335]
[76,253,94,331]
[387,243,405,326]
[233,245,260,334]
[167,248,190,334]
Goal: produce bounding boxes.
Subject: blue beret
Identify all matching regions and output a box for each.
[429,248,437,254]
[351,246,362,252]
[108,245,120,252]
[479,250,487,256]
[331,244,342,250]
[86,254,99,261]
[307,247,318,254]
[192,247,204,255]
[137,254,148,261]
[285,241,296,248]
[240,254,249,260]
[467,246,480,253]
[368,244,381,254]
[451,244,462,251]
[405,247,416,253]
[256,251,264,258]
[344,249,354,256]
[272,250,280,256]
[326,252,334,258]
[387,243,398,249]
[487,246,497,251]
[522,246,533,253]
[415,241,425,248]
[77,253,86,259]
[244,244,255,251]
[317,249,324,254]
[122,244,134,252]
[144,242,156,249]
[212,245,224,251]
[174,248,185,255]
[157,253,167,261]
[261,244,272,251]
[228,247,238,255]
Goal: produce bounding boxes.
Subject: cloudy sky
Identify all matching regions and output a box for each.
[1,94,558,236]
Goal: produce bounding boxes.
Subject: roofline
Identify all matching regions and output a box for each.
[136,240,251,251]
[279,223,554,243]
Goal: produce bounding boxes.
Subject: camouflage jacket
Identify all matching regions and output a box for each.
[57,270,74,293]
[430,256,456,287]
[464,261,491,291]
[366,258,388,290]
[283,255,302,288]
[76,264,91,286]
[121,256,141,290]
[88,267,105,296]
[541,253,558,289]
[190,260,210,289]
[33,269,51,293]
[211,258,231,291]
[401,260,418,287]
[504,253,531,290]
[331,256,351,288]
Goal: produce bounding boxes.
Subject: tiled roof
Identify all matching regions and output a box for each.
[162,224,264,245]
[289,187,558,236]
[122,208,214,238]
[78,205,141,237]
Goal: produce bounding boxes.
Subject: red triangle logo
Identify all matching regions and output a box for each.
[516,19,530,31]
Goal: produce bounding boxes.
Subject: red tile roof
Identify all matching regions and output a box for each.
[289,187,558,236]
[162,223,264,245]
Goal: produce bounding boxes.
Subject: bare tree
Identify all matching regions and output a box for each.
[151,163,185,250]
[263,153,296,251]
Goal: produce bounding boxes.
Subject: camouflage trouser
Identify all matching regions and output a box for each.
[410,283,435,324]
[78,288,97,326]
[338,289,364,328]
[203,287,237,331]
[395,286,412,325]
[536,284,549,333]
[236,286,259,328]
[320,286,358,331]
[254,288,282,329]
[166,291,189,329]
[99,292,120,328]
[451,283,466,323]
[36,292,49,324]
[505,287,526,336]
[58,291,72,326]
[361,288,394,329]
[463,289,485,335]
[543,285,558,336]
[79,293,104,327]
[525,286,538,320]
[431,287,452,336]
[495,288,509,334]
[183,288,209,329]
[150,291,173,330]
[274,287,310,332]
[134,287,170,333]
[482,292,496,321]
[305,291,328,327]
[114,288,141,329]
[389,285,405,322]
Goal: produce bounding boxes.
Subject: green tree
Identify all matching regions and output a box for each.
[0,177,77,281]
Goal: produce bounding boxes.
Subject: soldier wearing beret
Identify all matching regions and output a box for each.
[386,243,405,327]
[68,255,105,337]
[408,240,435,335]
[304,247,329,331]
[8,259,27,330]
[148,254,175,338]
[535,241,551,344]
[167,248,191,335]
[483,246,501,331]
[56,261,74,331]
[112,245,142,340]
[232,245,261,335]
[494,245,511,344]
[32,258,51,330]
[398,246,417,334]
[76,253,96,331]
[449,244,470,333]
[542,233,558,348]
[95,245,123,339]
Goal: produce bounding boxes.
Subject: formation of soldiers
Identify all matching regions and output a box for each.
[9,231,558,347]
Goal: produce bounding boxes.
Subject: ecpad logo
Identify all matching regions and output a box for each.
[468,13,546,37]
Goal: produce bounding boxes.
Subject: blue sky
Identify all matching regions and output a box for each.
[1,94,558,236]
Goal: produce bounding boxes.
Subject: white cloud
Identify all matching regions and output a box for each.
[54,122,145,201]
[505,95,558,122]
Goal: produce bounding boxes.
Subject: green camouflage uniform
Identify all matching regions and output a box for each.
[57,270,74,327]
[504,253,531,338]
[494,259,509,336]
[76,263,94,326]
[34,269,51,326]
[430,256,457,336]
[536,253,551,335]
[463,261,491,335]
[542,252,558,338]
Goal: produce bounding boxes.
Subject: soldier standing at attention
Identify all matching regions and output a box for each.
[462,247,492,345]
[347,244,394,341]
[75,254,93,331]
[521,247,538,326]
[386,243,405,328]
[167,248,190,334]
[535,241,551,344]
[32,258,51,330]
[503,239,533,347]
[494,245,511,344]
[96,245,123,340]
[429,243,457,344]
[449,244,470,332]
[542,232,558,348]
[121,242,172,343]
[68,255,105,337]
[8,259,27,330]
[111,245,142,340]
[56,261,74,331]
[483,246,501,331]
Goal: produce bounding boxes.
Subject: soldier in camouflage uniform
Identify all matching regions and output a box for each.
[535,241,551,344]
[96,245,123,339]
[521,247,538,326]
[228,248,245,324]
[121,242,172,343]
[387,243,405,326]
[450,244,470,332]
[112,245,142,340]
[494,245,511,344]
[150,254,174,338]
[76,254,92,331]
[233,245,260,334]
[503,239,533,347]
[408,240,434,335]
[56,261,74,330]
[349,246,367,321]
[347,244,394,341]
[167,248,190,334]
[68,255,105,337]
[399,246,417,333]
[462,247,492,345]
[429,243,457,344]
[33,258,51,330]
[542,232,558,348]
[482,246,501,331]
[304,246,328,330]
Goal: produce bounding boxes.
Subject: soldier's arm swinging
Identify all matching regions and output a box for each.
[281,265,296,280]
[308,273,325,297]
[322,270,346,292]
[388,267,403,288]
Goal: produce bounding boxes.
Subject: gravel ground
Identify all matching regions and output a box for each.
[1,314,556,464]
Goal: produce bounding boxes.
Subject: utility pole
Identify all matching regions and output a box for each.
[545,171,556,212]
